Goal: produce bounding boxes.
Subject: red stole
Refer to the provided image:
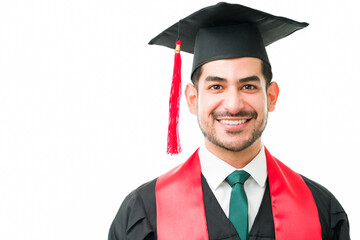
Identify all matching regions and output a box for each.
[155,148,322,239]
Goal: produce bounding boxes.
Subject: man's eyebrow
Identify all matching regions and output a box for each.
[204,75,260,83]
[204,76,226,82]
[239,75,260,83]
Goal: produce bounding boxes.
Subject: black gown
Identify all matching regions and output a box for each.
[108,175,350,240]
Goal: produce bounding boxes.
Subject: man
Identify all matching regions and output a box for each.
[109,3,350,240]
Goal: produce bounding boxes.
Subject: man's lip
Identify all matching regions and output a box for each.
[216,117,252,120]
[216,117,252,122]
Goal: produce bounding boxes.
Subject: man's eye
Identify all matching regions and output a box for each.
[209,85,223,90]
[242,85,256,90]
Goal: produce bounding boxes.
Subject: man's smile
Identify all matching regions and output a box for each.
[215,117,253,133]
[218,119,250,125]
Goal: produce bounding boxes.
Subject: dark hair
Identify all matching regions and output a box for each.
[191,60,273,89]
[261,61,273,88]
[191,65,203,89]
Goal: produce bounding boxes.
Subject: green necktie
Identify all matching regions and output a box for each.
[226,170,251,240]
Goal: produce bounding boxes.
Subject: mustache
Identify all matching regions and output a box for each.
[211,110,258,119]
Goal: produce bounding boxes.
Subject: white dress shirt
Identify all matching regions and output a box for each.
[199,145,268,231]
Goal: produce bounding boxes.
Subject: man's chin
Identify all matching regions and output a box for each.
[209,138,257,153]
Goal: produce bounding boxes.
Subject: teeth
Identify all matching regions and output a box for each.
[219,119,247,125]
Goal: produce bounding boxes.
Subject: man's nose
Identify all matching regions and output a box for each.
[223,89,244,114]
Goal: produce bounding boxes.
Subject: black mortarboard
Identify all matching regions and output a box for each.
[148,2,308,154]
[149,2,308,75]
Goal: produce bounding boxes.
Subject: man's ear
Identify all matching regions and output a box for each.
[185,83,198,115]
[267,81,279,112]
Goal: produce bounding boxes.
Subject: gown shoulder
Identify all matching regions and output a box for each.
[108,178,157,240]
[302,175,350,240]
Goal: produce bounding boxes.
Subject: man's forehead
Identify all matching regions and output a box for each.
[199,57,264,81]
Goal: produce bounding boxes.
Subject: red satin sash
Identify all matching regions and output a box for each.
[155,150,208,240]
[265,148,322,239]
[156,148,322,239]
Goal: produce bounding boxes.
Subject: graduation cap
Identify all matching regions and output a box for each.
[149,2,309,155]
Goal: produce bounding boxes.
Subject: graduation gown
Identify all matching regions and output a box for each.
[108,174,350,240]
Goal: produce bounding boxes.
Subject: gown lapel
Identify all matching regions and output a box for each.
[202,175,275,240]
[248,180,275,240]
[202,175,240,240]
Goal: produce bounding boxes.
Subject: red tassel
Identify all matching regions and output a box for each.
[167,40,182,155]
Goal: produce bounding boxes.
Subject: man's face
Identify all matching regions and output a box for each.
[185,57,278,153]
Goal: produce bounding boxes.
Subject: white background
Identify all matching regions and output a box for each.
[0,0,359,239]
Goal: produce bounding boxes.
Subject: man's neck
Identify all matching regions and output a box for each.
[204,139,262,169]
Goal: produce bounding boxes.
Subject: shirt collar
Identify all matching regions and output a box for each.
[199,144,268,190]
